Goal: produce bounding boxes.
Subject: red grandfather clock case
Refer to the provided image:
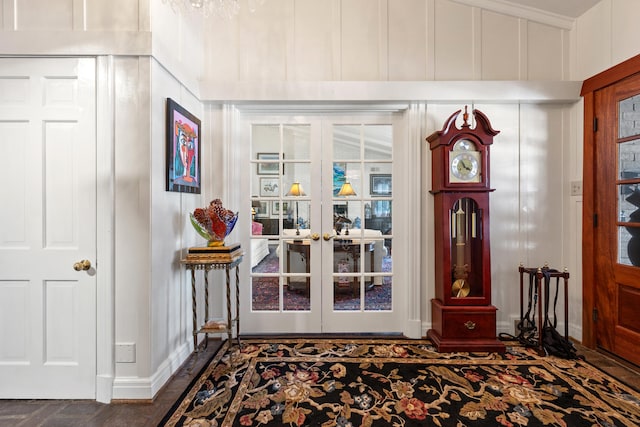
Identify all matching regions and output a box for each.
[426,107,505,353]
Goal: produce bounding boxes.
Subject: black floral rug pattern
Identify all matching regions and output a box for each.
[159,338,640,427]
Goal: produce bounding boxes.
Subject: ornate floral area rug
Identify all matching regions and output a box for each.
[159,338,640,427]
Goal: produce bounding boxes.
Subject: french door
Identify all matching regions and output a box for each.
[245,114,401,333]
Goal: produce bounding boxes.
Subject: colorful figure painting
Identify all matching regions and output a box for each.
[166,98,201,193]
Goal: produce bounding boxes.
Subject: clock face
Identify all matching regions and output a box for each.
[450,152,480,182]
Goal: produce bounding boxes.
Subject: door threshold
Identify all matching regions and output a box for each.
[240,332,406,340]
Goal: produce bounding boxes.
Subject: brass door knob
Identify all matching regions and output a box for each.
[310,233,320,241]
[73,260,91,271]
[323,233,335,241]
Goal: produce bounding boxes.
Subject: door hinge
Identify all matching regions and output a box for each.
[593,307,598,322]
[593,117,598,132]
[593,214,598,227]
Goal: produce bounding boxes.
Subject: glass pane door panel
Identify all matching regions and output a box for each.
[333,125,362,160]
[282,238,311,311]
[618,98,640,267]
[619,227,640,266]
[251,239,280,311]
[283,125,310,159]
[618,139,640,180]
[251,123,312,314]
[619,184,640,224]
[252,125,280,153]
[364,273,392,311]
[619,95,640,139]
[330,123,393,313]
[364,125,393,160]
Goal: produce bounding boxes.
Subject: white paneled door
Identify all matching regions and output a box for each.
[0,58,97,398]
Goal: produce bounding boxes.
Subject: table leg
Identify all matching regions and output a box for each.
[369,248,374,289]
[519,267,524,335]
[304,246,310,296]
[235,265,241,348]
[190,269,198,351]
[225,266,232,346]
[286,245,291,287]
[203,267,210,349]
[352,250,360,297]
[563,274,569,340]
[535,270,544,355]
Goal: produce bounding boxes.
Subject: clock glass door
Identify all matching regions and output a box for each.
[451,197,482,299]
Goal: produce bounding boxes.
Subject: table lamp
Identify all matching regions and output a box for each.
[286,182,306,235]
[337,181,357,235]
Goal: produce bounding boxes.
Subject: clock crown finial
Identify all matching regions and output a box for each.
[462,105,470,128]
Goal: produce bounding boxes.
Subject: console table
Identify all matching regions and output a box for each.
[284,238,375,296]
[181,244,243,351]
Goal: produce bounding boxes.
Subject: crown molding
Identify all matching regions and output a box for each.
[450,0,575,30]
[199,80,582,104]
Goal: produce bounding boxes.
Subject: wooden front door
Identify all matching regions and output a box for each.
[582,55,640,365]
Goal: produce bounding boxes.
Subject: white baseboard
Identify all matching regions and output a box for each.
[111,341,192,400]
[96,374,114,403]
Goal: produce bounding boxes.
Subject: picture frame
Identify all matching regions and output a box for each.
[333,162,346,196]
[260,177,280,197]
[370,174,392,196]
[372,200,391,218]
[253,201,269,218]
[257,152,281,175]
[271,200,289,218]
[333,204,347,216]
[166,98,201,193]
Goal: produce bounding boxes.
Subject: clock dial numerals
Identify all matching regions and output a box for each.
[450,152,480,182]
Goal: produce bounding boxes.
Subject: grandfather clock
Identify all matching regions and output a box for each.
[426,107,505,353]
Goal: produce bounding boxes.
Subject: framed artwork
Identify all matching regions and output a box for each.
[254,201,269,218]
[372,200,391,218]
[333,204,347,216]
[370,174,392,196]
[166,98,201,193]
[271,201,289,218]
[257,152,281,175]
[333,162,346,196]
[260,177,280,197]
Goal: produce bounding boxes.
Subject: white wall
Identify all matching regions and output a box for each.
[203,0,571,84]
[573,0,640,81]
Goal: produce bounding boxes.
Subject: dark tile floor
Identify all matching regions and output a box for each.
[0,340,639,427]
[0,340,223,427]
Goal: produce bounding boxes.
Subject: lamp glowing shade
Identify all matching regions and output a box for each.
[337,182,357,197]
[286,182,306,197]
